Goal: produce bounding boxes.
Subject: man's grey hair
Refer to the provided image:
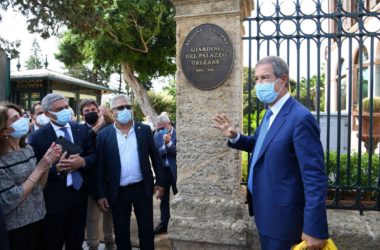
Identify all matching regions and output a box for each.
[110,94,130,109]
[41,93,66,111]
[156,114,170,126]
[256,56,289,84]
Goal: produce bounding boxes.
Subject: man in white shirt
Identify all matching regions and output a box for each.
[96,94,165,250]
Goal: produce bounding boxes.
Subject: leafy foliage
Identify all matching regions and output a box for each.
[45,0,176,83]
[242,151,248,182]
[362,97,380,113]
[133,90,176,122]
[65,64,111,86]
[5,0,176,118]
[292,72,326,112]
[0,37,20,59]
[326,151,379,187]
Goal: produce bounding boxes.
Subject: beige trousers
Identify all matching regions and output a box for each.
[86,197,115,248]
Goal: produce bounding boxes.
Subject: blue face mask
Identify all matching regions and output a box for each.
[50,108,71,126]
[116,109,132,124]
[255,79,283,104]
[10,117,30,138]
[159,128,168,135]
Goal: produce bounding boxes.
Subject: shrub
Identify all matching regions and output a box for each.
[241,150,380,187]
[326,151,379,187]
[242,151,248,182]
[362,97,380,113]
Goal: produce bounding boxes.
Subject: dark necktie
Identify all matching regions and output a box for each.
[248,109,273,192]
[60,127,83,190]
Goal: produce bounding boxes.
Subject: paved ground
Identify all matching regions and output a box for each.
[80,197,170,250]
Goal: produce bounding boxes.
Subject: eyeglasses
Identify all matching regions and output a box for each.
[114,105,132,111]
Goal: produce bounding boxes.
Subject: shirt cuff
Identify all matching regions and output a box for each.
[228,133,240,144]
[166,141,173,148]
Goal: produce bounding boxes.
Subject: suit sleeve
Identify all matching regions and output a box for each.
[28,130,60,178]
[154,133,167,156]
[95,132,106,200]
[227,133,256,153]
[79,125,96,170]
[293,113,329,239]
[154,132,176,157]
[166,138,176,156]
[149,128,165,187]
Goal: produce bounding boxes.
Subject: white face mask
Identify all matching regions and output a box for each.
[36,113,50,126]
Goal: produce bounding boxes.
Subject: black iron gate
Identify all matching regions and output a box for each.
[243,0,380,212]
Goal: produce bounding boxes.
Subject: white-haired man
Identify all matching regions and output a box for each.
[153,113,177,235]
[96,94,165,250]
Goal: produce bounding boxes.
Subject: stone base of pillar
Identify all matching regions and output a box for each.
[168,195,257,249]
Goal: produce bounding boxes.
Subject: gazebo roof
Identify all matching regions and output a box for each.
[11,68,116,92]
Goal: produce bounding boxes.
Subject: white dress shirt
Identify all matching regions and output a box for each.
[50,122,74,186]
[230,92,291,143]
[114,123,143,186]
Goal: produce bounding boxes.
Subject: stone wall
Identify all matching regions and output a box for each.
[169,0,255,249]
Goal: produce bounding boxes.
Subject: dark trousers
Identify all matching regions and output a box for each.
[112,181,154,250]
[0,207,9,250]
[159,167,175,226]
[259,234,301,250]
[44,187,88,250]
[7,220,43,250]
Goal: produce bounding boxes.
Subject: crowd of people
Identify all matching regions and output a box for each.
[0,56,329,250]
[0,93,177,250]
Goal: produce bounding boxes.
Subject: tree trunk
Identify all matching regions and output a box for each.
[122,62,158,122]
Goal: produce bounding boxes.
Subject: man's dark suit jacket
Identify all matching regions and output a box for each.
[154,128,177,194]
[229,97,328,241]
[84,122,111,199]
[153,128,177,180]
[28,122,96,215]
[96,122,165,206]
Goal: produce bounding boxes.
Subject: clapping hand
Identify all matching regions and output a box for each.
[42,142,63,166]
[92,114,105,133]
[163,133,171,144]
[56,153,85,173]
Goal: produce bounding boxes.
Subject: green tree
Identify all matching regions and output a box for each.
[64,64,113,87]
[292,73,326,112]
[133,91,176,123]
[25,38,43,69]
[5,0,176,121]
[0,37,20,59]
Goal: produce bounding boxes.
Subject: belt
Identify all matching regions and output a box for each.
[120,180,143,189]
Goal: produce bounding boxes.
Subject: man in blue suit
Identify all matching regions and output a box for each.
[96,94,165,250]
[213,56,328,250]
[153,114,177,235]
[28,93,95,250]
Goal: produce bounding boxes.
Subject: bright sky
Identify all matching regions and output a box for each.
[0,1,329,89]
[0,8,125,91]
[0,9,64,72]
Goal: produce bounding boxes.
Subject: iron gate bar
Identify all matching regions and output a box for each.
[243,0,380,211]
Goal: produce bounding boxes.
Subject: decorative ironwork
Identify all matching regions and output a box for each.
[243,0,380,212]
[16,80,43,89]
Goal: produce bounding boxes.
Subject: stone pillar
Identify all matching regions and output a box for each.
[169,1,256,249]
